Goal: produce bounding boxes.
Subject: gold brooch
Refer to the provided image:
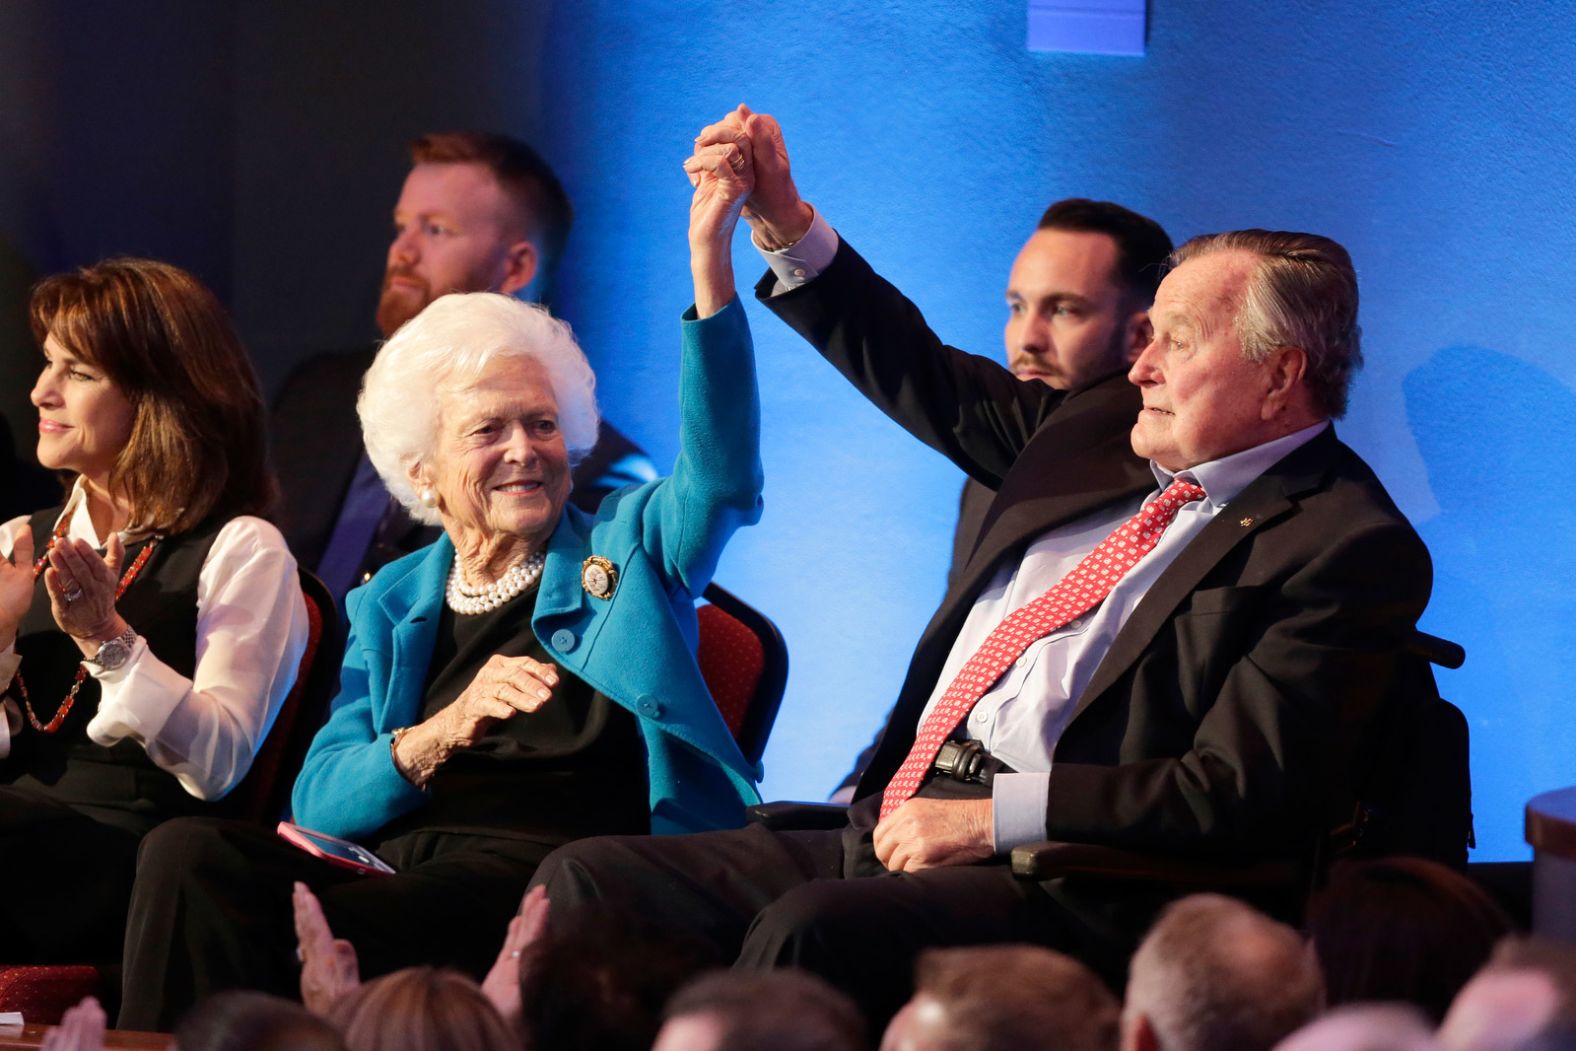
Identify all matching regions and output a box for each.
[581,555,618,599]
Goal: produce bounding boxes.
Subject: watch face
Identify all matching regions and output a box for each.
[93,632,135,671]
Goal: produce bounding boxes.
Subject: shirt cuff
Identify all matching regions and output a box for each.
[753,208,839,295]
[991,771,1051,854]
[83,635,181,747]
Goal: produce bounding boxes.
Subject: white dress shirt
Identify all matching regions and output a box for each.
[0,481,309,800]
[756,216,1328,850]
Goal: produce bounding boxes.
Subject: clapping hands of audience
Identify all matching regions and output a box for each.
[480,883,550,1029]
[292,882,361,1015]
[38,997,111,1051]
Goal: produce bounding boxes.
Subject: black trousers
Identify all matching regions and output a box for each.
[0,786,146,967]
[530,787,1174,1027]
[117,816,554,1031]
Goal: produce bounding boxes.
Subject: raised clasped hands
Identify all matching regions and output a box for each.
[872,796,995,873]
[693,104,813,251]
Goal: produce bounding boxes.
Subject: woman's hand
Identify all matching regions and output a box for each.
[44,536,131,656]
[0,526,35,650]
[392,654,560,786]
[684,110,756,317]
[481,884,551,1029]
[293,881,362,1016]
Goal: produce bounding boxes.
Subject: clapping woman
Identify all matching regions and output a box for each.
[0,260,308,966]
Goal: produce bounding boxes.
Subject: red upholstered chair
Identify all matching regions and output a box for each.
[0,569,341,1024]
[697,583,789,769]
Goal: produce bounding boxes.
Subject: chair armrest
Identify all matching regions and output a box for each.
[1009,839,1299,890]
[747,801,850,831]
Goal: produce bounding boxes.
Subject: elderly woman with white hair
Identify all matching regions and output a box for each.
[115,141,765,1031]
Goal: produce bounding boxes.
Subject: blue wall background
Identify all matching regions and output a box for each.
[1,1,1571,860]
[534,0,1576,860]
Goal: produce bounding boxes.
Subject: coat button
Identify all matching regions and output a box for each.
[636,694,665,719]
[550,629,578,653]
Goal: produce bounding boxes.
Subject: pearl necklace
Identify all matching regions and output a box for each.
[445,552,546,615]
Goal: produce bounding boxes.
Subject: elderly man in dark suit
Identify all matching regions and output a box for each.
[271,132,654,604]
[832,196,1174,801]
[531,108,1430,1022]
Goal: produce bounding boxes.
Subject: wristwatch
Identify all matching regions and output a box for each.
[85,627,140,672]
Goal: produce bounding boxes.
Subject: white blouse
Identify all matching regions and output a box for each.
[0,484,309,801]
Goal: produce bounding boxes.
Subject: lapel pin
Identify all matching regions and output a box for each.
[1239,516,1256,528]
[581,555,618,599]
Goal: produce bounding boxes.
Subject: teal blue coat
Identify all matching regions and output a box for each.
[291,299,764,840]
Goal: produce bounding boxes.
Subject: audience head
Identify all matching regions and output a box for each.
[175,990,346,1051]
[881,944,1118,1051]
[1308,857,1513,1023]
[1438,937,1576,1051]
[379,130,572,336]
[1005,199,1173,392]
[326,967,516,1051]
[1272,1004,1443,1051]
[1130,228,1359,470]
[517,905,719,1051]
[359,291,598,539]
[29,257,275,532]
[1123,894,1323,1051]
[653,969,868,1051]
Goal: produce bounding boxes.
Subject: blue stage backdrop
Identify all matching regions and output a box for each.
[530,0,1574,861]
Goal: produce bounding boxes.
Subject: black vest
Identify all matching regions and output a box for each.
[4,506,225,832]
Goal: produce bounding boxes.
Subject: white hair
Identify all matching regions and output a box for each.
[358,291,599,525]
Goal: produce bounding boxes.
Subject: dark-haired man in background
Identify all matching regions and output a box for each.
[271,132,654,603]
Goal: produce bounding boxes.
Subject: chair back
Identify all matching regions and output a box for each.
[220,567,342,823]
[1340,629,1473,869]
[696,583,788,767]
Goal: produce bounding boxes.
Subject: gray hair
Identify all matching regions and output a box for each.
[1126,894,1324,1051]
[1170,229,1363,418]
[358,291,599,525]
[913,945,1120,1051]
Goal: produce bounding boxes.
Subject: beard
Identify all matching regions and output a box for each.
[375,267,432,339]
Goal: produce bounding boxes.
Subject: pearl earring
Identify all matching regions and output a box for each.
[419,489,438,508]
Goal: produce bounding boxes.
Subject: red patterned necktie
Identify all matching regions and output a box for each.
[880,477,1208,819]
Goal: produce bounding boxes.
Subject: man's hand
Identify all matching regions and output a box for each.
[481,884,551,1030]
[695,105,813,250]
[872,797,995,873]
[293,881,361,1015]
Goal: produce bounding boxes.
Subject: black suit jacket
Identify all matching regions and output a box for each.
[761,242,1431,859]
[270,346,654,574]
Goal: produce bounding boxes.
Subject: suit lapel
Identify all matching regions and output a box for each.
[1071,428,1340,719]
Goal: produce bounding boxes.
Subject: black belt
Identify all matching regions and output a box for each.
[931,740,999,786]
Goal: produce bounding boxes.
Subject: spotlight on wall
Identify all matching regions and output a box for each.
[1028,0,1146,56]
